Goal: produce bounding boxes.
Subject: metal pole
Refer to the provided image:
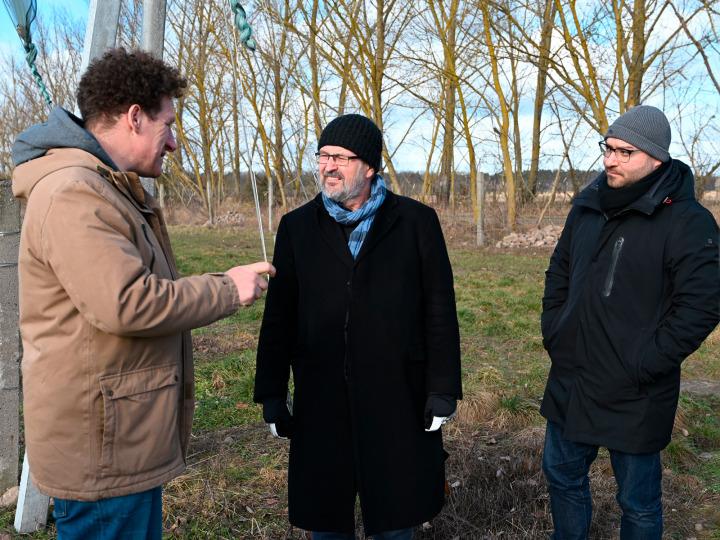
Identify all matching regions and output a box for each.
[0,180,20,495]
[142,0,167,60]
[80,0,122,72]
[141,0,168,197]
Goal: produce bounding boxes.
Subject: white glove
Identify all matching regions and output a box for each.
[269,423,289,439]
[425,411,456,432]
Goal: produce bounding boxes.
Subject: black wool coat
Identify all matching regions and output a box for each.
[254,191,462,535]
[541,160,719,453]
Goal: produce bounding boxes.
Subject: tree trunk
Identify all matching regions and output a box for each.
[626,0,647,107]
[527,0,554,197]
[439,12,457,206]
[481,2,517,230]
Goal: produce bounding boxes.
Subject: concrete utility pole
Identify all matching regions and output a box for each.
[142,0,167,60]
[0,180,20,495]
[80,0,122,72]
[140,0,167,197]
[1,181,47,535]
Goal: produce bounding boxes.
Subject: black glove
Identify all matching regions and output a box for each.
[263,396,293,439]
[424,393,457,431]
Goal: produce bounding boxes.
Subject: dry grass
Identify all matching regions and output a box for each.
[158,390,719,539]
[418,424,717,539]
[193,330,258,361]
[453,392,500,428]
[163,425,299,539]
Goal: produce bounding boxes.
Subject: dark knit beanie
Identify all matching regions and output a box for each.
[318,114,383,172]
[604,105,671,162]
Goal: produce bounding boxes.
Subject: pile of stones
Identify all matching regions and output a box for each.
[211,210,246,227]
[495,224,563,248]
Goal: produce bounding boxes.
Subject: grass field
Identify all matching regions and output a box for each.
[1,224,718,539]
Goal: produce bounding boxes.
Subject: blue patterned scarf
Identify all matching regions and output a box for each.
[322,175,387,259]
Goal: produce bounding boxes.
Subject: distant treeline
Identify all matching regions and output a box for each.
[159,169,719,207]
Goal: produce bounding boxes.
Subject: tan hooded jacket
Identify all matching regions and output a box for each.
[13,147,240,500]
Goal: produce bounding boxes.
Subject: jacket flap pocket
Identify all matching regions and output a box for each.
[100,363,179,400]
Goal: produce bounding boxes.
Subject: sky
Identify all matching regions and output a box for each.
[0,0,87,47]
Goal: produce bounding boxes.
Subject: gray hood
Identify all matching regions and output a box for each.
[12,106,117,169]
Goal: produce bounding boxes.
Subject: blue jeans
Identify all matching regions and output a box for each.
[53,486,162,540]
[542,420,662,540]
[312,527,414,540]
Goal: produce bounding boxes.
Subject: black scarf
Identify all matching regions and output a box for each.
[598,161,671,216]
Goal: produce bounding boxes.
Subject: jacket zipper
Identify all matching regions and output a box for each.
[602,236,624,297]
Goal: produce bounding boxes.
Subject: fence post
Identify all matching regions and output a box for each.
[0,180,20,495]
[476,172,485,247]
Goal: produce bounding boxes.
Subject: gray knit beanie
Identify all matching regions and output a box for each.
[604,105,671,162]
[318,114,383,172]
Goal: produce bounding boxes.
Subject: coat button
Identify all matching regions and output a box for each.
[174,375,179,381]
[107,390,113,397]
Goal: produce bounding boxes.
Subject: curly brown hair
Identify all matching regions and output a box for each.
[77,48,187,127]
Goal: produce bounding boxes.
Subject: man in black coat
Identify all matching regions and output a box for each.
[540,105,719,539]
[254,114,462,539]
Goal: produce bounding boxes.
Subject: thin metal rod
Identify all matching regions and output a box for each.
[242,118,268,263]
[232,27,267,263]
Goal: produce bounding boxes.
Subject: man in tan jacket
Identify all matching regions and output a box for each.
[11,48,274,539]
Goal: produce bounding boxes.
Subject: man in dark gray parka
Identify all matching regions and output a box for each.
[540,105,719,539]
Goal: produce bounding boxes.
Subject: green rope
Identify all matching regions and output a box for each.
[2,0,52,106]
[19,27,52,106]
[230,0,256,51]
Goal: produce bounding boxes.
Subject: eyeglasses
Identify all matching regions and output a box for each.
[315,152,360,166]
[598,141,638,163]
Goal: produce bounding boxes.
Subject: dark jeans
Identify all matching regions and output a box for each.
[53,486,162,540]
[542,420,662,540]
[312,527,414,540]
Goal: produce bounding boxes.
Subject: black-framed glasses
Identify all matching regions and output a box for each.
[315,152,360,166]
[598,141,637,163]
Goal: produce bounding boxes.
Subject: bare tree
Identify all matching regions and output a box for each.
[526,0,555,198]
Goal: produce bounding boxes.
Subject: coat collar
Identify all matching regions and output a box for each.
[96,165,156,218]
[573,159,693,217]
[313,190,400,268]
